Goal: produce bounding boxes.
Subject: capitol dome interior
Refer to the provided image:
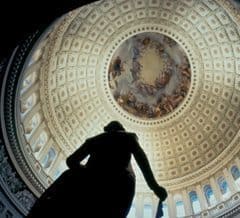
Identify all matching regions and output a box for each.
[1,0,240,217]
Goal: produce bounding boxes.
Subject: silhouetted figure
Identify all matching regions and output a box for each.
[27,121,167,218]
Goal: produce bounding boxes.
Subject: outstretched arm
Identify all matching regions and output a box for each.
[66,139,91,169]
[131,136,167,202]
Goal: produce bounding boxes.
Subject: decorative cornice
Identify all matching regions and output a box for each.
[218,204,240,218]
[0,57,35,215]
[0,31,46,198]
[0,139,35,215]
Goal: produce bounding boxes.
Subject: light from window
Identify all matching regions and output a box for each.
[32,131,48,153]
[217,176,230,196]
[41,147,56,169]
[162,203,169,218]
[176,201,185,217]
[189,191,201,214]
[143,204,152,218]
[231,166,240,189]
[203,185,216,206]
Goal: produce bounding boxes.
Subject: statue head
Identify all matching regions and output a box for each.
[104,121,125,132]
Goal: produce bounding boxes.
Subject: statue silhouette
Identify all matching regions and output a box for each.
[27,121,167,218]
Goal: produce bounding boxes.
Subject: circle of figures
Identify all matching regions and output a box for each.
[108,33,191,119]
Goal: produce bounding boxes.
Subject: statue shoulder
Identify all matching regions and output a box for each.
[125,132,139,141]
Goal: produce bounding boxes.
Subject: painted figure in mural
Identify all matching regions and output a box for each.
[27,121,167,218]
[132,46,141,59]
[108,33,192,119]
[130,57,142,83]
[142,37,151,47]
[113,56,122,77]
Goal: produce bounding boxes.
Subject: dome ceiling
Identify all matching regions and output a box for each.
[18,0,240,191]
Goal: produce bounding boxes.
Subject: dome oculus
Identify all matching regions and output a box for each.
[108,32,191,119]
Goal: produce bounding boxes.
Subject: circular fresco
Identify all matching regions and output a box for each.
[108,32,191,119]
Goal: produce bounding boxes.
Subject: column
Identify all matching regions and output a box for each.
[196,185,208,210]
[182,189,193,216]
[210,177,222,203]
[223,168,238,194]
[166,193,176,218]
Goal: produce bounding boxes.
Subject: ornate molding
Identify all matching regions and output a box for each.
[0,140,35,215]
[0,31,46,198]
[40,12,78,154]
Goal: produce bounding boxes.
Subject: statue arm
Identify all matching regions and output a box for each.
[131,136,167,201]
[66,139,91,169]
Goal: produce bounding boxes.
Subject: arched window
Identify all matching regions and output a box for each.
[21,93,37,114]
[203,185,216,206]
[189,191,201,214]
[32,131,48,153]
[25,113,41,135]
[231,166,240,180]
[176,201,185,217]
[32,114,40,128]
[162,203,169,218]
[41,147,57,169]
[217,176,230,198]
[127,204,136,218]
[22,72,37,91]
[174,194,185,217]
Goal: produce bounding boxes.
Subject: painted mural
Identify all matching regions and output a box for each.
[108,32,191,119]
